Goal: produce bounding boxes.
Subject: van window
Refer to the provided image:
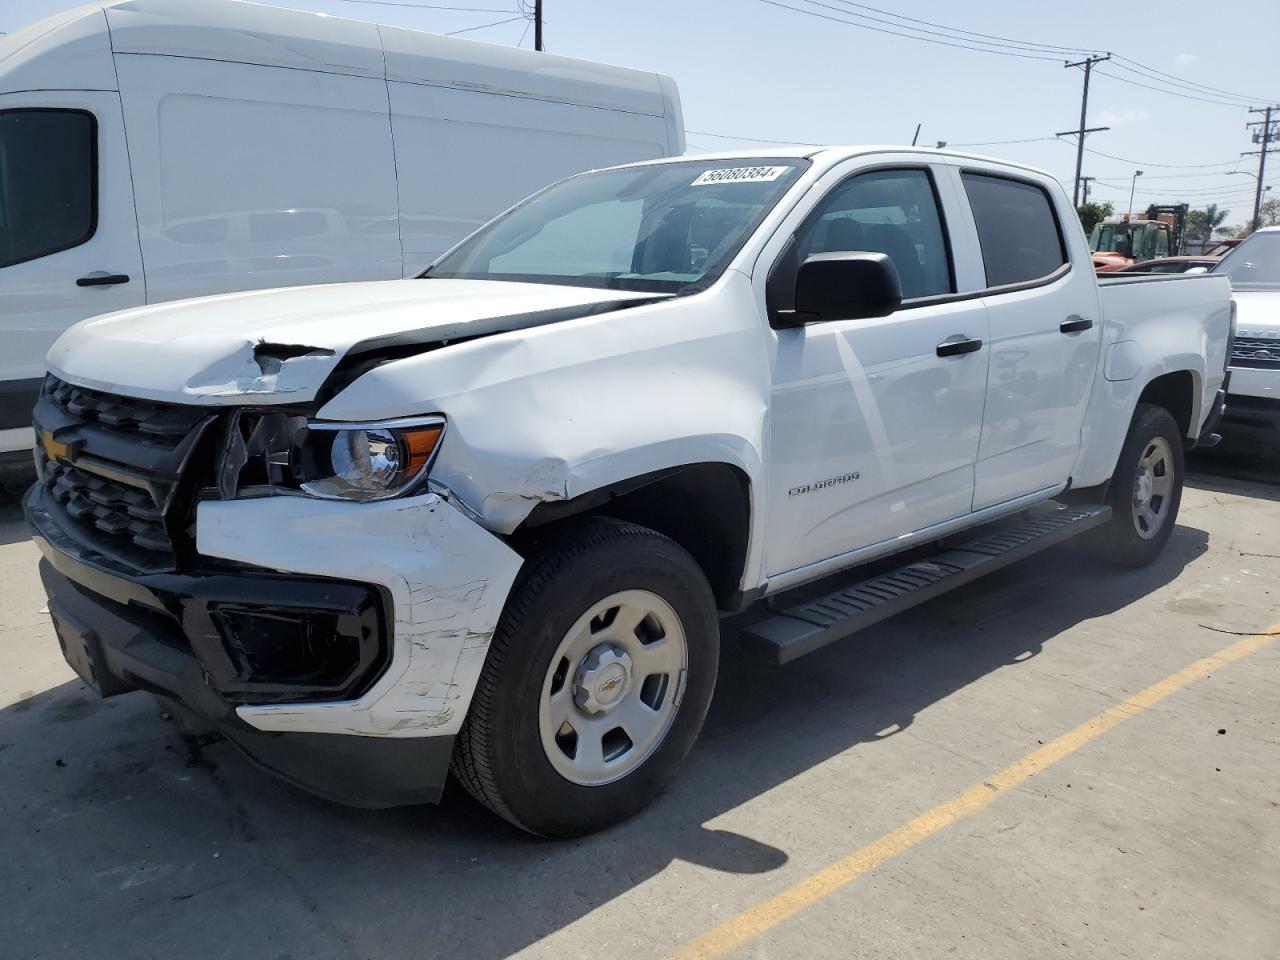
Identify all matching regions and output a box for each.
[0,110,96,268]
[962,173,1066,287]
[796,168,953,300]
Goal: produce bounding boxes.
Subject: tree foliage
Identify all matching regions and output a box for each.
[1184,203,1231,242]
[1077,201,1113,234]
[1259,197,1280,228]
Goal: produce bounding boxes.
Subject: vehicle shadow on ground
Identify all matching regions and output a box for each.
[0,462,35,545]
[1188,443,1280,503]
[0,518,1212,960]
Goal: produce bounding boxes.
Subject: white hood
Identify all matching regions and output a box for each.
[1232,289,1280,338]
[47,279,658,405]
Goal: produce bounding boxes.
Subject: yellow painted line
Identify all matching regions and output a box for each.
[671,624,1280,960]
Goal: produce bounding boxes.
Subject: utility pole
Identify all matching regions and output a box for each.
[1081,176,1096,204]
[1057,54,1111,208]
[1243,105,1278,231]
[534,0,543,51]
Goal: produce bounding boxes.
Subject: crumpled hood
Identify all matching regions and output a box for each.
[47,278,660,405]
[1232,289,1280,338]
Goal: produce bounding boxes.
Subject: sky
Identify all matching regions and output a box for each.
[4,0,1278,229]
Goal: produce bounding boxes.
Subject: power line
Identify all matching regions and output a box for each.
[1092,169,1250,180]
[1093,69,1257,108]
[946,136,1062,147]
[755,0,1063,61]
[445,14,525,34]
[817,0,1097,55]
[793,0,1086,59]
[1106,61,1254,107]
[1091,180,1277,197]
[1077,144,1245,169]
[757,0,1278,109]
[821,0,1280,109]
[1110,54,1276,105]
[684,128,822,146]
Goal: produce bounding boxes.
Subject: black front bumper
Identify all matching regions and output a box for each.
[28,488,453,809]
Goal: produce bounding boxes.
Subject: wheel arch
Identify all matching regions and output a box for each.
[1136,368,1201,441]
[512,462,754,612]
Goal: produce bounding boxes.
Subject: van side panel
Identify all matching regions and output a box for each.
[114,55,401,303]
[388,83,670,271]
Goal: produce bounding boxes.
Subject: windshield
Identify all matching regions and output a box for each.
[426,158,809,293]
[1090,222,1131,254]
[1213,231,1280,289]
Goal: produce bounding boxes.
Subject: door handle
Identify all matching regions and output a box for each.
[936,336,983,358]
[1060,315,1093,333]
[76,273,130,287]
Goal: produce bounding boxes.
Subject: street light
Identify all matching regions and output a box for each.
[1128,169,1144,218]
[1227,172,1273,231]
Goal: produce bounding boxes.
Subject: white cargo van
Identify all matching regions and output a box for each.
[0,0,683,458]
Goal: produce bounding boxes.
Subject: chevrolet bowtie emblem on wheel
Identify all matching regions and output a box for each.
[41,430,81,464]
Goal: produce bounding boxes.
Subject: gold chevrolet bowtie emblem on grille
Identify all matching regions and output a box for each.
[41,430,74,463]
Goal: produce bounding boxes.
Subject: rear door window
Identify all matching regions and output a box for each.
[0,110,97,268]
[961,173,1066,288]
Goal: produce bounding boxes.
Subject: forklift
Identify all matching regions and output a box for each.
[1089,203,1188,271]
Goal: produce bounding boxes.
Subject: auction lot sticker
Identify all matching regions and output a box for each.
[691,165,791,186]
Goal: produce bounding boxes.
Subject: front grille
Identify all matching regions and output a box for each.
[1231,337,1280,369]
[42,457,170,554]
[43,377,208,448]
[33,375,217,574]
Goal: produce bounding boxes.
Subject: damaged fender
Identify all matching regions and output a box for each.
[196,491,523,738]
[314,278,773,545]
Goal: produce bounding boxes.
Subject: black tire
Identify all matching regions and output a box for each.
[451,517,719,838]
[1095,402,1185,567]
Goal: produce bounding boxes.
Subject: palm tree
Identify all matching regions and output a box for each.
[1204,203,1230,237]
[1185,203,1231,242]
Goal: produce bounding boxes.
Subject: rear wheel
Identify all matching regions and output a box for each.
[1096,403,1184,567]
[451,518,718,837]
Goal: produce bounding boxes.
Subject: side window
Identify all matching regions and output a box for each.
[796,168,953,300]
[0,110,96,268]
[961,173,1066,287]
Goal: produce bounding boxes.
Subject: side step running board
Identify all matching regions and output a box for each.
[740,503,1112,665]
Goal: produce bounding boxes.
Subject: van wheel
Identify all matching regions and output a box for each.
[451,518,718,838]
[1096,402,1184,567]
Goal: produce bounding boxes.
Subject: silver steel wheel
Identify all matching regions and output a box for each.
[1131,435,1175,540]
[538,589,688,786]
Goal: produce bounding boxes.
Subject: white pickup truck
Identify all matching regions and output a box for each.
[27,147,1232,837]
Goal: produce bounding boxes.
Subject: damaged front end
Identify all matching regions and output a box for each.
[26,371,522,808]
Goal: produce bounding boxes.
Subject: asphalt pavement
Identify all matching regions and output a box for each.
[1,449,1277,960]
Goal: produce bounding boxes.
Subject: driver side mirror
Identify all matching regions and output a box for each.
[789,251,903,324]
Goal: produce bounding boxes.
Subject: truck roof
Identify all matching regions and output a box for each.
[0,0,675,117]
[613,146,1060,182]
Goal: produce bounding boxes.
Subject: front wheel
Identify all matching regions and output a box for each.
[451,518,719,837]
[1096,402,1185,567]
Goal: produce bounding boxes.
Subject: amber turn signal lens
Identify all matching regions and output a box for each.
[402,424,444,475]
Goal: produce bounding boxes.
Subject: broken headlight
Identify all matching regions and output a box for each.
[293,418,446,501]
[222,413,445,502]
